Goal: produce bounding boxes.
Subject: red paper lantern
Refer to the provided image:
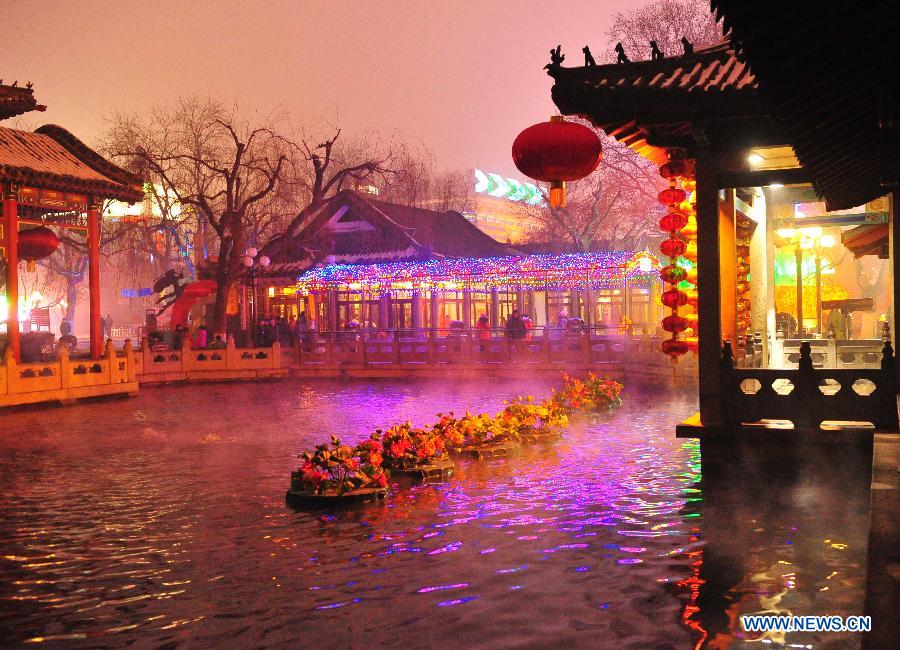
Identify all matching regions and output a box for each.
[659,264,686,284]
[662,314,688,334]
[660,238,687,258]
[659,159,688,180]
[658,187,686,206]
[661,289,688,309]
[659,212,688,232]
[18,226,59,272]
[661,338,689,358]
[512,116,603,208]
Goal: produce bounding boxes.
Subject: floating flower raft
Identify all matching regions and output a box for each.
[286,373,622,507]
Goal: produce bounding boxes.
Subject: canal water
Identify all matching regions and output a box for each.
[0,380,870,648]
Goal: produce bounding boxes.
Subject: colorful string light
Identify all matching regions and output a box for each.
[295,251,659,294]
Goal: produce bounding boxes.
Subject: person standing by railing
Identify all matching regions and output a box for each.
[476,314,491,350]
[505,309,527,349]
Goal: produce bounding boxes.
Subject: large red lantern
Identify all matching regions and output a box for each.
[17,226,59,272]
[512,116,603,208]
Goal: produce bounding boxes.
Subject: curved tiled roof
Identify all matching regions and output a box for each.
[0,84,45,120]
[0,124,143,202]
[553,41,756,94]
[550,41,769,164]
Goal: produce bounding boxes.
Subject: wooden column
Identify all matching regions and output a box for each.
[695,156,722,424]
[3,190,20,362]
[429,291,439,333]
[890,192,899,387]
[490,288,499,326]
[88,200,102,359]
[411,291,421,332]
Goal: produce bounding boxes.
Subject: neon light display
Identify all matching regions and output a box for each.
[295,251,659,294]
[474,169,545,206]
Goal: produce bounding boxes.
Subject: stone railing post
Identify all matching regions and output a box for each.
[394,329,401,365]
[1,348,11,397]
[719,341,736,426]
[795,341,815,429]
[272,340,281,369]
[226,336,237,370]
[57,345,71,391]
[4,347,17,396]
[123,339,136,382]
[140,336,151,373]
[879,340,898,429]
[181,338,192,372]
[105,339,116,383]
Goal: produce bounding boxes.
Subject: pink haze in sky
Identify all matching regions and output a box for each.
[4,0,647,179]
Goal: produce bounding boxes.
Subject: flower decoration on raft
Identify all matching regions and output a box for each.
[551,372,623,413]
[657,154,698,361]
[291,374,625,494]
[378,422,448,469]
[294,435,388,495]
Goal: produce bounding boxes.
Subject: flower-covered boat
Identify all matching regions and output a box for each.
[287,374,623,507]
[378,423,455,482]
[286,436,389,507]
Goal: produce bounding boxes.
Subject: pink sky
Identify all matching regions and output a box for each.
[5,0,646,179]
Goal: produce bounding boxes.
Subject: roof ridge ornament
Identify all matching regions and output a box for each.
[615,42,630,64]
[544,45,565,75]
[582,46,596,67]
[681,37,694,55]
[650,40,665,60]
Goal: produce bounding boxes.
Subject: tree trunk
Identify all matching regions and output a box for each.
[213,268,232,338]
[65,276,80,332]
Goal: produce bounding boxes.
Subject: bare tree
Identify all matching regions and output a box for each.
[603,0,723,63]
[104,98,293,333]
[104,98,398,334]
[377,142,473,213]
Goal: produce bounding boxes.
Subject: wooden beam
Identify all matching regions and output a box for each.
[716,166,811,189]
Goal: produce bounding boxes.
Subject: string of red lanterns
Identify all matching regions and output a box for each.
[657,157,698,361]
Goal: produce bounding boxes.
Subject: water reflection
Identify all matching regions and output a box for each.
[0,380,872,648]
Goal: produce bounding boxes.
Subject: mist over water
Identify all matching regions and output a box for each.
[0,380,869,647]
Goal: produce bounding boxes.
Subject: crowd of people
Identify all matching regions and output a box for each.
[142,307,637,352]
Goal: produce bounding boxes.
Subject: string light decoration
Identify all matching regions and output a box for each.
[658,158,690,361]
[295,251,659,295]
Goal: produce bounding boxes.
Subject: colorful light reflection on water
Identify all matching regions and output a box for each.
[0,380,870,647]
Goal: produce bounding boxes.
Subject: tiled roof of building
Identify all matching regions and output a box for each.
[264,190,516,274]
[365,195,515,258]
[556,41,755,94]
[0,124,143,202]
[0,83,45,120]
[550,41,769,165]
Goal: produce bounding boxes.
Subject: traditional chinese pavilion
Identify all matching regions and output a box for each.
[546,5,898,436]
[259,189,660,332]
[1,82,143,361]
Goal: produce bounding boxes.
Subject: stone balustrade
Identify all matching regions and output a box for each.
[720,340,899,431]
